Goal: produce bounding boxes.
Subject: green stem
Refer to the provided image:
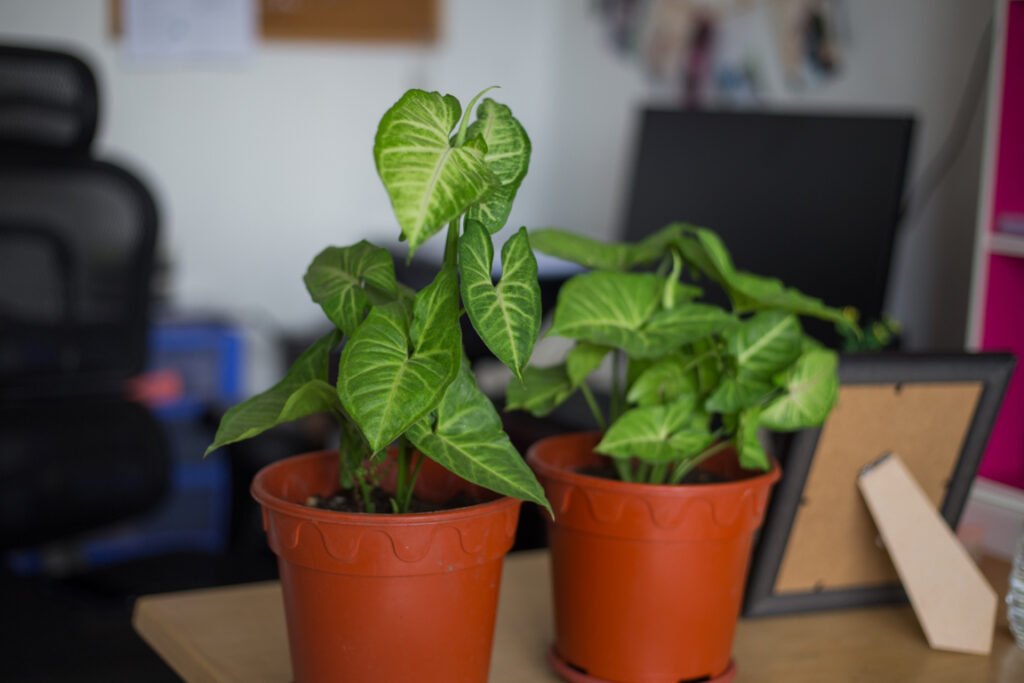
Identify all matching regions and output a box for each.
[579,383,606,430]
[670,439,732,485]
[395,437,412,514]
[649,463,668,484]
[612,456,632,482]
[445,220,460,268]
[635,461,652,483]
[404,452,426,511]
[611,351,624,421]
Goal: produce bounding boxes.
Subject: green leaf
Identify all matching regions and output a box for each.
[680,228,846,324]
[549,271,662,349]
[206,330,342,454]
[465,99,531,232]
[408,366,550,513]
[727,311,802,378]
[760,349,839,431]
[566,342,610,386]
[337,268,461,452]
[704,372,775,413]
[374,89,499,255]
[303,242,398,335]
[550,272,736,359]
[529,224,685,272]
[459,221,541,379]
[596,398,712,463]
[737,409,770,470]
[529,228,637,270]
[638,303,739,357]
[505,364,575,417]
[626,354,699,409]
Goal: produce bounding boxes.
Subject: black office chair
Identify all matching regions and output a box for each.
[0,45,169,551]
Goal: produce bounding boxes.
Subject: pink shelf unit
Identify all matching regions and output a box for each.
[969,0,1024,489]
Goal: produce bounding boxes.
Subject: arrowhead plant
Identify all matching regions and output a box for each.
[207,88,550,515]
[510,224,857,483]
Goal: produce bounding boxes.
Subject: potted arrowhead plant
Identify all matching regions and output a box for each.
[511,224,853,683]
[206,88,551,683]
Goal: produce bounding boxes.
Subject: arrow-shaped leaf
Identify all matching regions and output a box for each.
[596,398,712,463]
[374,89,499,255]
[727,311,802,379]
[680,228,848,325]
[637,303,738,358]
[737,408,770,470]
[549,271,662,349]
[760,348,839,430]
[338,268,461,452]
[460,221,541,379]
[206,330,342,454]
[465,98,531,232]
[409,366,551,513]
[626,353,699,409]
[530,223,685,272]
[505,364,575,417]
[303,242,398,335]
[704,372,775,413]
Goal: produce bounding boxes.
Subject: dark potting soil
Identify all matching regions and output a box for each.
[578,463,728,485]
[306,488,480,514]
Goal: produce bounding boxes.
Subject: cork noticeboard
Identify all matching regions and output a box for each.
[110,0,438,44]
[744,353,1015,617]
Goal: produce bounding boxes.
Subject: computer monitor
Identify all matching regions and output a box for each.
[622,109,914,344]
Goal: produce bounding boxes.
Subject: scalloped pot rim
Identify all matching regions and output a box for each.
[251,450,520,527]
[527,431,780,496]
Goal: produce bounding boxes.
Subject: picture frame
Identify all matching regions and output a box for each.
[743,352,1015,617]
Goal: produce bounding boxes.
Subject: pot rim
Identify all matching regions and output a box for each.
[251,450,520,527]
[527,431,780,497]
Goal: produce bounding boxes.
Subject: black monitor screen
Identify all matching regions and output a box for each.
[623,109,913,342]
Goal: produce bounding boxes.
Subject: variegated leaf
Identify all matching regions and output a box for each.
[465,99,531,232]
[374,89,499,255]
[303,242,397,335]
[206,330,342,454]
[337,268,461,451]
[459,221,540,379]
[409,366,551,513]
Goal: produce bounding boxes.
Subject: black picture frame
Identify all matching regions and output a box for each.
[743,352,1015,617]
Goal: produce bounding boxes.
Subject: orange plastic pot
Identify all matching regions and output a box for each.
[528,433,779,683]
[251,450,521,683]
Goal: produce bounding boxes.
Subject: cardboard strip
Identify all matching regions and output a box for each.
[858,453,997,654]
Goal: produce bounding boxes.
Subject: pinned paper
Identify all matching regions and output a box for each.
[122,0,257,62]
[858,453,997,655]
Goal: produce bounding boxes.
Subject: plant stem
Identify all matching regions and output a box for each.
[579,383,606,430]
[612,456,632,482]
[611,351,623,421]
[444,220,459,267]
[395,437,412,514]
[649,463,668,484]
[405,452,426,510]
[670,440,732,484]
[635,461,652,483]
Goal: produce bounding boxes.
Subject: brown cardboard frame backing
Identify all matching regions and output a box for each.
[744,353,1015,617]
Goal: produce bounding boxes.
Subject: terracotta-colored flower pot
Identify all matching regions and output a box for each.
[251,450,521,683]
[528,433,779,683]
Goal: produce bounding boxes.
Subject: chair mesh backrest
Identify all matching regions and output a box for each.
[0,159,157,390]
[0,45,98,154]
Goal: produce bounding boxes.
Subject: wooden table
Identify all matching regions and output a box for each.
[134,550,1024,682]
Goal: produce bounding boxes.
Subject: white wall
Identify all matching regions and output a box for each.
[0,0,560,331]
[0,0,992,349]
